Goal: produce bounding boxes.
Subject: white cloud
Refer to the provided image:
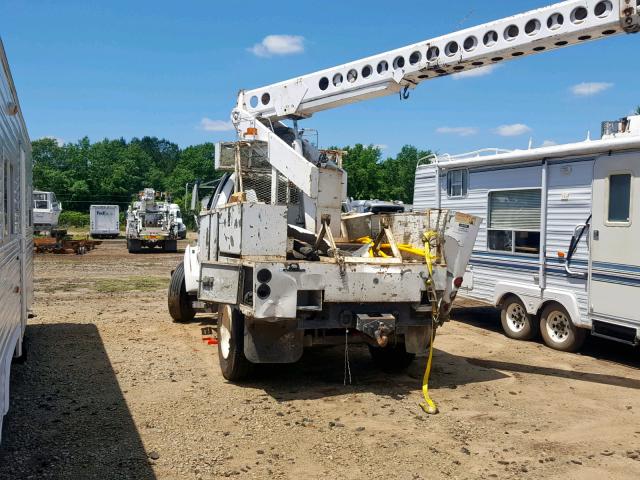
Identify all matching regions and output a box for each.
[249,35,305,57]
[452,64,499,80]
[41,135,64,146]
[541,139,557,147]
[495,124,532,137]
[570,82,613,96]
[373,144,388,151]
[199,117,234,132]
[436,126,478,137]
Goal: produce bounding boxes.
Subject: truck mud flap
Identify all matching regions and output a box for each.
[244,319,303,364]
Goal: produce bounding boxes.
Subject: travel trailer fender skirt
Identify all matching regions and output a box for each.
[493,283,585,328]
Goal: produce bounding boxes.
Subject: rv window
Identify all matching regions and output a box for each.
[608,174,631,223]
[488,189,541,255]
[447,169,468,198]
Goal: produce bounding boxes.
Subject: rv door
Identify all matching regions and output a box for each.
[590,153,640,323]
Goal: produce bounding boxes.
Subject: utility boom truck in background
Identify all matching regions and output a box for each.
[168,0,639,381]
[126,188,179,253]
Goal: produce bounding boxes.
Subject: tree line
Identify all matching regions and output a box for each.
[32,136,431,219]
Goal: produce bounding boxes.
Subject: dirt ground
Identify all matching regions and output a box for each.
[1,240,639,480]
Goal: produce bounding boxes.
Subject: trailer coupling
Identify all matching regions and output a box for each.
[355,313,397,347]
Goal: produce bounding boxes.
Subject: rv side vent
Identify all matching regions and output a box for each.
[591,320,638,345]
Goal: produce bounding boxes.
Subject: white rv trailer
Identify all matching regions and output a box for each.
[413,115,640,352]
[32,190,61,232]
[0,39,33,442]
[90,204,120,238]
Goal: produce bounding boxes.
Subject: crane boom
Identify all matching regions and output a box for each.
[235,0,638,120]
[229,0,639,235]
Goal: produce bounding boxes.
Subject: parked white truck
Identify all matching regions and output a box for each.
[90,205,120,238]
[126,188,179,253]
[167,0,640,381]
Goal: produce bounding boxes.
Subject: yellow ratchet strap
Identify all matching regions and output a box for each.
[419,323,438,415]
[422,230,439,276]
[419,230,440,414]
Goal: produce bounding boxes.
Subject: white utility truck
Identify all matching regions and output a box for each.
[414,115,640,351]
[1,38,33,443]
[169,0,639,380]
[126,188,179,253]
[32,190,61,233]
[90,204,120,238]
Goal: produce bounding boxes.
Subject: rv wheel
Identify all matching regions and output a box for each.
[217,305,252,381]
[368,342,415,371]
[167,262,195,323]
[500,295,537,341]
[539,303,586,353]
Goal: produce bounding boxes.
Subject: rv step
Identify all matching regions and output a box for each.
[591,321,638,346]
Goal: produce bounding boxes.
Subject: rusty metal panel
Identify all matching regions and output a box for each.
[199,263,241,304]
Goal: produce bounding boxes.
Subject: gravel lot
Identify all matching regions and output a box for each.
[1,240,639,479]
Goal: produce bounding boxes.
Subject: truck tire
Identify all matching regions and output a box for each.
[218,305,252,381]
[500,295,537,341]
[368,342,415,371]
[163,240,178,253]
[127,239,141,253]
[167,262,195,323]
[539,303,586,353]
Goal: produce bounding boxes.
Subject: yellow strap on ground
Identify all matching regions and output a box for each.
[419,324,438,414]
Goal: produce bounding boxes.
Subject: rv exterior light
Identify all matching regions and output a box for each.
[453,277,464,288]
[4,102,18,116]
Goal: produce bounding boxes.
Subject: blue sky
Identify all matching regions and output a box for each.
[1,0,637,157]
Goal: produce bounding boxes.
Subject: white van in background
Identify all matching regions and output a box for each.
[90,205,120,238]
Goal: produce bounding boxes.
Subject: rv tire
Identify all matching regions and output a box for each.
[217,305,252,381]
[500,295,537,341]
[167,262,196,323]
[540,303,586,353]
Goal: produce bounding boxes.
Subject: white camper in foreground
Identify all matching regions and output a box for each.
[0,39,33,442]
[414,115,640,352]
[90,204,120,238]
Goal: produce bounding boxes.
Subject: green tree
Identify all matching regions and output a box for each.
[341,144,384,200]
[380,145,432,204]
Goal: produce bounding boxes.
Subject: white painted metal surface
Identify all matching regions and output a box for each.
[413,116,640,341]
[590,152,640,323]
[0,38,33,443]
[239,1,639,121]
[89,205,119,236]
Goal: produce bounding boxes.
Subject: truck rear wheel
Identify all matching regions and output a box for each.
[218,305,252,381]
[167,262,195,323]
[163,240,178,253]
[539,303,586,353]
[500,295,537,341]
[127,239,141,253]
[368,342,415,371]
